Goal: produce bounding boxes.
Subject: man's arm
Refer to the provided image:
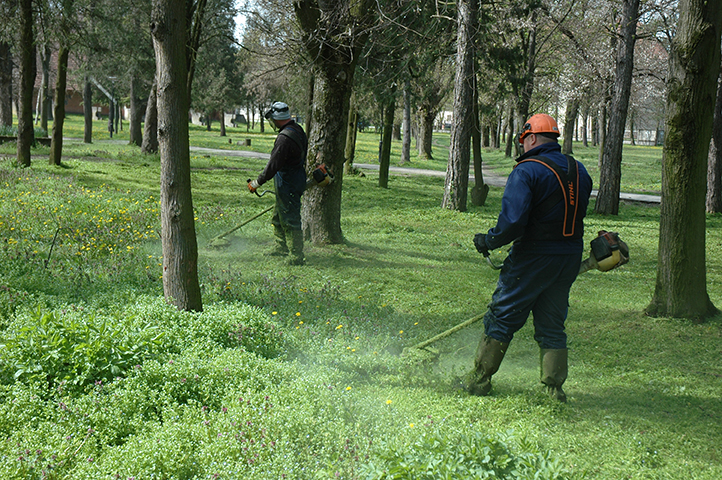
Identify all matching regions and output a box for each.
[484,168,535,250]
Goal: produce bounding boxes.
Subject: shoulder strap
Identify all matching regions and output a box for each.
[516,155,580,237]
[278,124,308,164]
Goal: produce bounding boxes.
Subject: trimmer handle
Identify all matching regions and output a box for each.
[484,254,502,270]
[246,178,275,197]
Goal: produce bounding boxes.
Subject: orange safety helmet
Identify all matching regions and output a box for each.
[517,113,560,144]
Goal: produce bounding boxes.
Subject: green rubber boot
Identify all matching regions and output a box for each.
[265,225,288,257]
[287,228,305,266]
[467,334,509,396]
[540,348,568,402]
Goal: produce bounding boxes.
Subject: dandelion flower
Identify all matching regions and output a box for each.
[345,386,352,391]
[296,312,301,316]
[399,330,403,334]
[272,311,278,315]
[336,324,343,330]
[386,400,392,405]
[409,423,414,428]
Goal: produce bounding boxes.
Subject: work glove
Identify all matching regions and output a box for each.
[473,233,489,257]
[247,179,260,194]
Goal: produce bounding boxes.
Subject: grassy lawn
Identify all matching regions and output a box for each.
[0,115,719,479]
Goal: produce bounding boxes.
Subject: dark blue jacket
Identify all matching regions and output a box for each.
[485,142,593,255]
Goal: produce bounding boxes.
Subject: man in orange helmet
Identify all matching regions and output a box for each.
[468,113,593,402]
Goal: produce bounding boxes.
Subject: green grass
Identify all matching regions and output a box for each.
[0,114,719,479]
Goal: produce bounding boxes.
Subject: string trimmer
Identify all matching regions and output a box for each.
[207,188,275,248]
[207,165,334,249]
[402,230,629,359]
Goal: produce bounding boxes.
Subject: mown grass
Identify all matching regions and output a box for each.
[0,114,720,479]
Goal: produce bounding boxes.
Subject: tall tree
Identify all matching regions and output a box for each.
[595,0,641,215]
[16,0,35,167]
[295,0,375,244]
[442,0,477,212]
[151,0,203,311]
[400,77,411,164]
[49,45,69,165]
[379,92,396,188]
[0,41,12,127]
[646,0,722,320]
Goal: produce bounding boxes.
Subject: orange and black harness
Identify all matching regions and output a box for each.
[515,155,582,240]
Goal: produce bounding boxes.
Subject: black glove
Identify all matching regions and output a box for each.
[473,233,489,257]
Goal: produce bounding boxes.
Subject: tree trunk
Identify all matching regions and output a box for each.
[401,78,411,164]
[646,0,722,320]
[17,0,36,168]
[301,67,352,244]
[151,0,203,312]
[39,44,52,132]
[0,41,12,127]
[83,77,93,143]
[562,97,579,155]
[582,106,589,147]
[706,65,722,213]
[49,46,69,166]
[629,109,636,145]
[306,73,314,137]
[417,106,435,159]
[504,103,514,158]
[596,0,639,215]
[141,80,159,154]
[108,97,115,138]
[115,101,121,133]
[295,0,374,244]
[442,0,477,211]
[471,81,488,207]
[517,14,537,124]
[379,99,395,188]
[344,91,358,174]
[129,75,144,146]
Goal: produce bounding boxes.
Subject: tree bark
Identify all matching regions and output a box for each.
[39,44,52,132]
[379,99,395,188]
[141,80,159,154]
[442,0,477,211]
[295,0,374,244]
[17,0,36,168]
[706,64,722,213]
[129,75,144,146]
[562,97,580,155]
[83,77,93,143]
[0,41,12,127]
[417,105,435,159]
[151,0,203,312]
[471,81,488,206]
[219,109,226,136]
[504,102,514,158]
[595,0,640,215]
[344,91,358,174]
[646,0,722,320]
[49,46,69,166]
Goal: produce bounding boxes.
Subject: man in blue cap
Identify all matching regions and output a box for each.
[248,102,308,265]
